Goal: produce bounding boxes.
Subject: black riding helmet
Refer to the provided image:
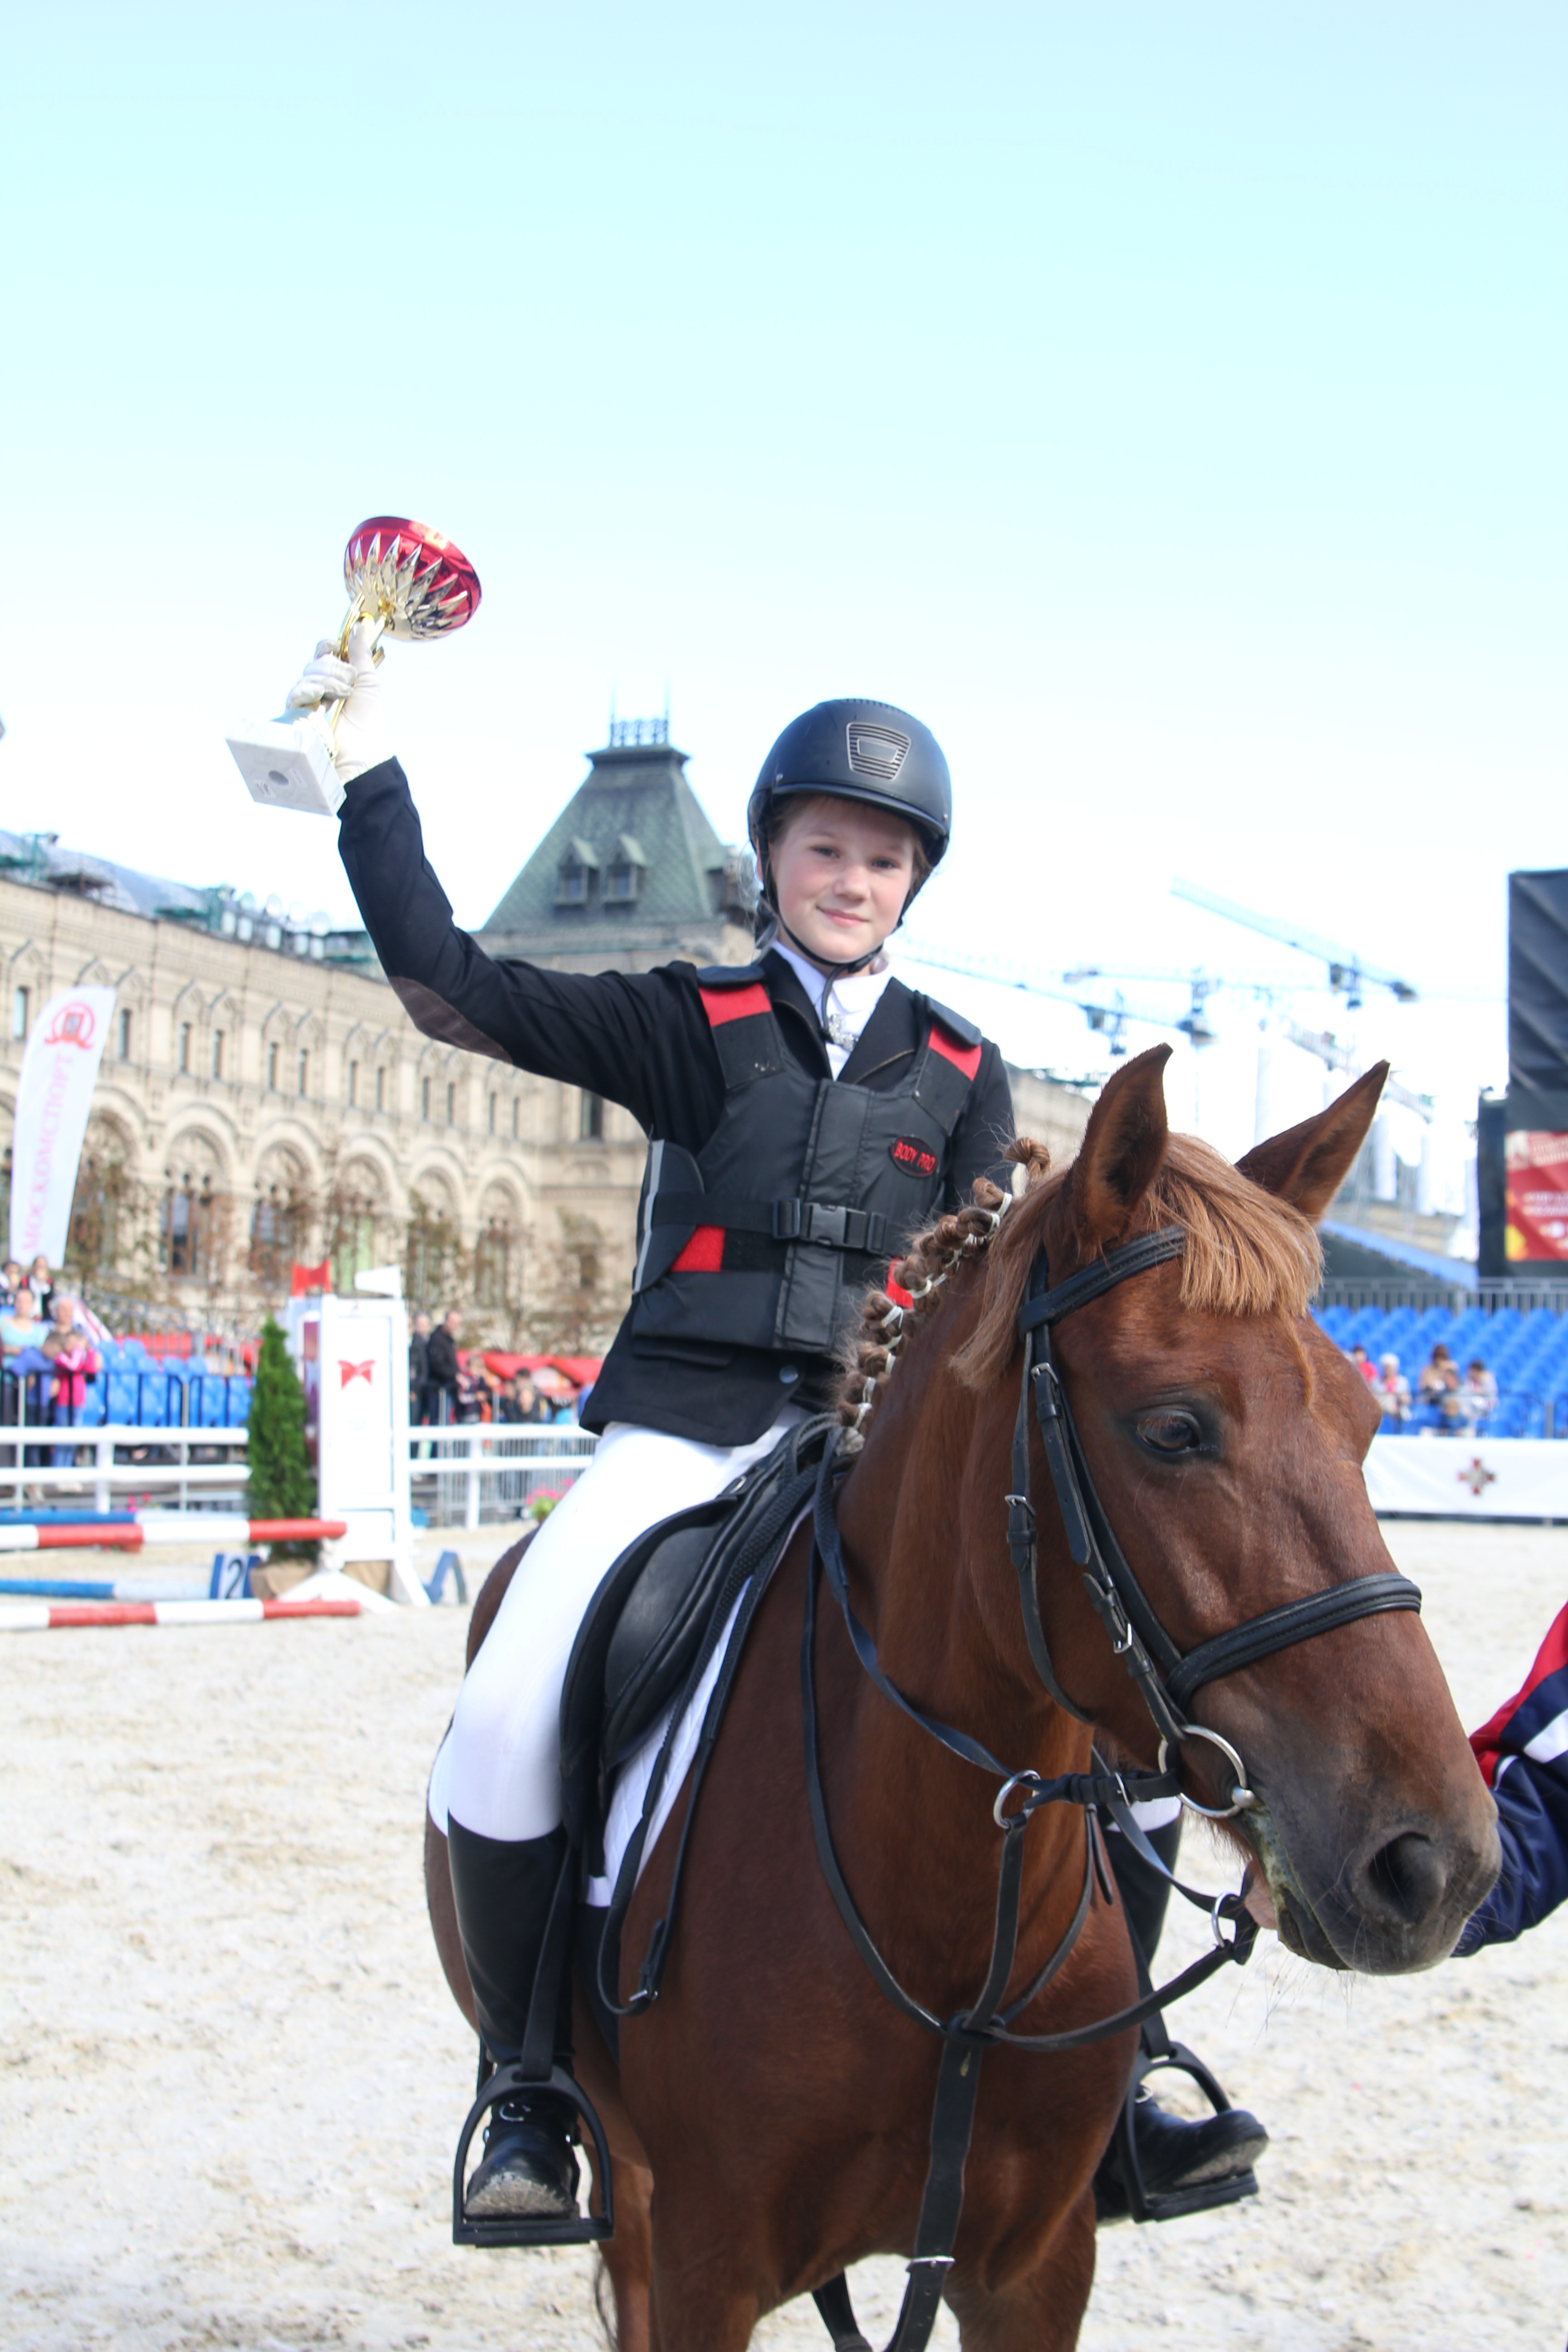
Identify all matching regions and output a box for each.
[747,699,951,980]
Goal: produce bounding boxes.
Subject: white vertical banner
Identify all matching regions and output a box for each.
[9,987,116,1265]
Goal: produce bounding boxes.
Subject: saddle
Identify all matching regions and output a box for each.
[559,1413,834,1958]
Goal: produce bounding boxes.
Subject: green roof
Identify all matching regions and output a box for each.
[482,738,737,939]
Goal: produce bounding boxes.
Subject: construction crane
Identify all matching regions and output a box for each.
[1171,881,1418,1007]
[1062,967,1223,1048]
[895,939,1213,1054]
[1281,1020,1432,1122]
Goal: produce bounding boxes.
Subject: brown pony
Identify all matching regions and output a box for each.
[427,1047,1498,2351]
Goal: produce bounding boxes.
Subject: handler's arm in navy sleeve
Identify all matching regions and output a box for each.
[1455,1601,1568,1954]
[336,758,723,1146]
[1455,1757,1568,1952]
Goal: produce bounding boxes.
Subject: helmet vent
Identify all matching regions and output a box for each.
[846,723,910,781]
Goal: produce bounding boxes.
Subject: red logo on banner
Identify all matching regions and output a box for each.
[42,1000,97,1049]
[290,1260,331,1294]
[1505,1131,1568,1262]
[338,1358,374,1388]
[1458,1456,1497,1498]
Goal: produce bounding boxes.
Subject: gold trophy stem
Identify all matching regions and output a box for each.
[324,593,387,748]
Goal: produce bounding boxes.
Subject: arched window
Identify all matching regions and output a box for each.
[328,1165,384,1294]
[403,1185,462,1312]
[162,1177,214,1278]
[330,1200,377,1291]
[475,1218,512,1308]
[68,1124,135,1283]
[249,1192,298,1289]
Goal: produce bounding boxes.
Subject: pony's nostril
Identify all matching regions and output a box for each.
[1363,1830,1447,1926]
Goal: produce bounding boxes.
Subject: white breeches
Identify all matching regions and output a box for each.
[441,1411,804,1843]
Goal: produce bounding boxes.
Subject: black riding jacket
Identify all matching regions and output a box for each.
[337,758,1014,1443]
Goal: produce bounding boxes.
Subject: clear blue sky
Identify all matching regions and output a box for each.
[3,4,1563,1181]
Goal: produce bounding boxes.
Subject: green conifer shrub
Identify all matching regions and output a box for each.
[246,1315,318,1559]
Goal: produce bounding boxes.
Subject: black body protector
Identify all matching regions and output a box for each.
[629,964,983,1361]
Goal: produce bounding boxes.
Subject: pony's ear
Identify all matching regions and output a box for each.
[1237,1062,1389,1223]
[1065,1044,1172,1252]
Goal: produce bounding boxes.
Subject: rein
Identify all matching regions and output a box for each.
[804,1216,1423,2352]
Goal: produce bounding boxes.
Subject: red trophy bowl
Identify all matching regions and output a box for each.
[228,515,482,815]
[342,516,482,642]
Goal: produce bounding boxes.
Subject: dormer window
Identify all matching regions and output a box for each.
[555,837,600,906]
[604,833,647,906]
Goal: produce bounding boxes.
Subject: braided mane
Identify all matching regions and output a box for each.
[837,1127,1323,1447]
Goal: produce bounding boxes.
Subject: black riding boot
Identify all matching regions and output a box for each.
[446,1820,580,2221]
[1095,1812,1269,2221]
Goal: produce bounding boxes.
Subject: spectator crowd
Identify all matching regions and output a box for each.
[407,1308,583,1428]
[1,1254,104,1463]
[1347,1338,1500,1435]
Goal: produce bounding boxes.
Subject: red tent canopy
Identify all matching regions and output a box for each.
[476,1352,602,1390]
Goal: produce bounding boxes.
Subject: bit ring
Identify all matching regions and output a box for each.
[1157,1725,1256,1821]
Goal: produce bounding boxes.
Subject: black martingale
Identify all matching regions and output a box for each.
[806,1221,1423,2352]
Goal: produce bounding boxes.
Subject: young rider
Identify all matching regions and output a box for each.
[292,629,1267,2225]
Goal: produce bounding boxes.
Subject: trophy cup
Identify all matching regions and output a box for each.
[226,516,482,816]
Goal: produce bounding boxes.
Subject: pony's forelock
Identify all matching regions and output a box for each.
[838,1130,1323,1430]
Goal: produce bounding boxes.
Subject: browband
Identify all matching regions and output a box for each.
[1015,1228,1186,1334]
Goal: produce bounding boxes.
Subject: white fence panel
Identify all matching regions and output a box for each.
[1364,1433,1568,1519]
[407,1426,599,1529]
[0,1426,250,1514]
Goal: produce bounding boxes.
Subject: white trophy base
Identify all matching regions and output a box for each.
[226,715,345,817]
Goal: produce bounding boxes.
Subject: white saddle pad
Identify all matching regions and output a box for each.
[426,1584,748,1908]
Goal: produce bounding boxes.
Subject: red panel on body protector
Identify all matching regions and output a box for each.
[695,964,786,1088]
[929,1027,983,1080]
[698,982,771,1026]
[911,995,984,1136]
[671,1226,725,1274]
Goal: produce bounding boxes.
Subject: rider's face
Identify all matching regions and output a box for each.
[770,799,918,971]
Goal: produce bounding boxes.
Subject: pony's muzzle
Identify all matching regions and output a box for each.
[1317,1808,1501,1974]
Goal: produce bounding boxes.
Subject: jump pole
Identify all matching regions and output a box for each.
[0,1597,362,1633]
[0,1516,348,1553]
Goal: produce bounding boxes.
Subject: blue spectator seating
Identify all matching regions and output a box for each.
[1317,1303,1568,1437]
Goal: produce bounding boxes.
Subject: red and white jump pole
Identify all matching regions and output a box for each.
[0,1516,347,1554]
[0,1597,362,1633]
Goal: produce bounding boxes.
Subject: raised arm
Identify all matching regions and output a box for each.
[289,629,724,1141]
[337,755,686,1116]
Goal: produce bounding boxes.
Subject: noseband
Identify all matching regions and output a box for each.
[1008,1225,1421,1813]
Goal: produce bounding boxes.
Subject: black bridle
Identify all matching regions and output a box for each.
[1007,1225,1421,1803]
[804,1221,1422,2352]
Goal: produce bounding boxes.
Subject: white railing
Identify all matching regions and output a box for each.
[0,1421,603,1533]
[407,1425,598,1529]
[0,1426,250,1515]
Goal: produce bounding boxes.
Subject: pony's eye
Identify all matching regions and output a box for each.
[1135,1411,1204,1455]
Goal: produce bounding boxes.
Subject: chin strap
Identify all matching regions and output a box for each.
[770,912,888,1038]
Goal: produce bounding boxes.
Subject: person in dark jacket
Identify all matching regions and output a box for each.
[408,1311,432,1422]
[424,1308,461,1423]
[280,630,1263,2229]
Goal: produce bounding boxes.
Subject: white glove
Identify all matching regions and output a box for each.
[284,619,393,784]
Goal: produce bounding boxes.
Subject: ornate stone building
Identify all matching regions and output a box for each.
[0,722,1089,1340]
